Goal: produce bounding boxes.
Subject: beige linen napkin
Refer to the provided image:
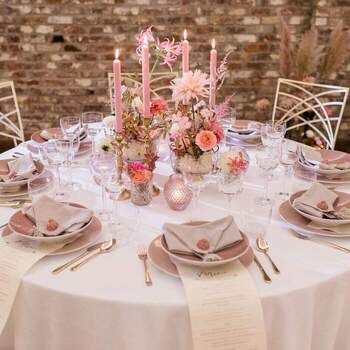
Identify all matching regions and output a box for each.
[293,183,350,220]
[24,195,93,237]
[163,216,242,260]
[293,183,338,218]
[307,222,350,235]
[0,154,37,182]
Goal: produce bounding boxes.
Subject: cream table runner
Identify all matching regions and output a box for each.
[0,233,62,335]
[177,261,267,350]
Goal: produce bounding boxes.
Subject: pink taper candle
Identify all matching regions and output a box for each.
[209,38,217,110]
[142,36,151,118]
[113,49,123,132]
[182,29,189,75]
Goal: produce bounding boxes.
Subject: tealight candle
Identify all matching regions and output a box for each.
[164,174,193,211]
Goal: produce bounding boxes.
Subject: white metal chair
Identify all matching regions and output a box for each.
[0,80,25,146]
[107,72,178,114]
[271,78,349,149]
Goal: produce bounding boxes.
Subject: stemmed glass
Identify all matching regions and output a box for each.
[278,140,299,200]
[183,171,212,219]
[60,115,81,189]
[255,145,280,205]
[221,107,236,145]
[41,140,66,199]
[261,121,286,147]
[89,153,118,221]
[82,111,103,154]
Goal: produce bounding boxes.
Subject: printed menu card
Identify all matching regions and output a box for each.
[177,261,267,350]
[0,233,61,335]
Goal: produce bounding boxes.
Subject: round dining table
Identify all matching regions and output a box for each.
[1,141,350,350]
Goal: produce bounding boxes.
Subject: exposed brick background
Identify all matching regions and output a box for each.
[0,0,349,143]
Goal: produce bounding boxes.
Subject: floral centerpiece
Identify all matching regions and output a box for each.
[108,26,181,169]
[168,57,231,174]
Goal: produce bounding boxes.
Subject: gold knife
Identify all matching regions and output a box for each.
[52,241,108,275]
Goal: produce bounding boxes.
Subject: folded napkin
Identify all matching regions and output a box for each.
[293,183,350,220]
[320,153,350,171]
[163,216,242,261]
[0,154,37,183]
[307,221,350,235]
[23,195,93,237]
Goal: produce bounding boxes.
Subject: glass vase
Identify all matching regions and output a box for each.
[130,178,153,206]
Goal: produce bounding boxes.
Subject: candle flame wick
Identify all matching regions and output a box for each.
[115,49,119,59]
[212,38,216,49]
[184,29,187,40]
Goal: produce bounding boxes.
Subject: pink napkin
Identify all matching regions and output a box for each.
[163,216,242,260]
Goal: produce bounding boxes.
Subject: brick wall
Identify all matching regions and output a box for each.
[0,0,349,140]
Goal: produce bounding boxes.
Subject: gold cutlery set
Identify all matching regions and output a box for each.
[254,236,280,284]
[52,240,153,286]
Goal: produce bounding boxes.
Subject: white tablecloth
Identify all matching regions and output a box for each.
[1,142,350,350]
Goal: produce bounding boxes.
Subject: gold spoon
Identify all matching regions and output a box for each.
[70,239,117,271]
[256,236,280,274]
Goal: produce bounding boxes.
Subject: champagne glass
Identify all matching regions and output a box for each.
[89,153,117,221]
[82,111,103,154]
[278,140,299,200]
[41,140,66,199]
[255,145,280,205]
[60,115,81,189]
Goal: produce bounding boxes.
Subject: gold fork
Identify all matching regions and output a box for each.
[137,245,152,286]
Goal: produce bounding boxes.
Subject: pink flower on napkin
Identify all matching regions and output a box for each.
[317,201,328,211]
[197,238,210,251]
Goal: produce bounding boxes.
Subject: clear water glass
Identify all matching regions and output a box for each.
[41,140,66,199]
[82,111,103,154]
[239,191,272,241]
[255,145,280,205]
[27,171,56,204]
[278,140,299,200]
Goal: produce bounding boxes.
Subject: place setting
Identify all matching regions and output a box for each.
[279,182,350,252]
[294,146,350,185]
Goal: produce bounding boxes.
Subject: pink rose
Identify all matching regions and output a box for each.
[207,121,224,142]
[195,130,217,152]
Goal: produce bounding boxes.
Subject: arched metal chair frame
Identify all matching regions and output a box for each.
[107,72,178,114]
[271,78,349,150]
[0,80,25,146]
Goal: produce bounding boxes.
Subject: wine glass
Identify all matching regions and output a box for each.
[89,153,117,221]
[41,140,66,199]
[278,140,299,200]
[255,145,280,205]
[221,107,236,145]
[82,111,103,154]
[261,121,286,147]
[60,115,81,189]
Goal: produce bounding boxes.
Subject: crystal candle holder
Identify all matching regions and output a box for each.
[164,174,193,211]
